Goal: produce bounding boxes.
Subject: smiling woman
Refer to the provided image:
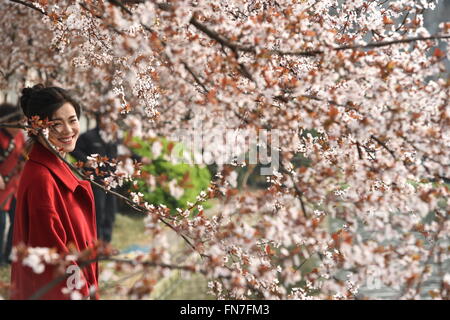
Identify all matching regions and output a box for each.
[19,84,81,154]
[46,102,80,154]
[10,84,99,300]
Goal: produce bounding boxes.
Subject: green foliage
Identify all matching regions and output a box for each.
[128,136,212,213]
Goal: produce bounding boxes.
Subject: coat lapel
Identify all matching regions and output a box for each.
[28,142,80,192]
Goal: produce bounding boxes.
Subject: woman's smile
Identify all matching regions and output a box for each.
[58,135,76,144]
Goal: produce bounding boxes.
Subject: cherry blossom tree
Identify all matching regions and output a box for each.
[1,0,449,300]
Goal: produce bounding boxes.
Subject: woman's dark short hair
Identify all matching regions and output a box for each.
[19,84,81,122]
[0,103,23,123]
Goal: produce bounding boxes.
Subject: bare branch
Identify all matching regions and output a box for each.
[181,61,209,94]
[107,0,133,16]
[8,0,46,15]
[370,135,396,160]
[190,17,450,57]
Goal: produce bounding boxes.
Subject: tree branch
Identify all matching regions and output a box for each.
[8,0,46,15]
[279,156,309,218]
[189,17,255,81]
[189,16,450,57]
[181,61,209,94]
[107,0,133,16]
[370,135,396,160]
[28,252,207,300]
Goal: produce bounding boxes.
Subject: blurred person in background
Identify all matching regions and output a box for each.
[71,113,148,244]
[0,103,25,265]
[71,114,119,244]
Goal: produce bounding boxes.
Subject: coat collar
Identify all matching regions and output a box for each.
[28,142,81,192]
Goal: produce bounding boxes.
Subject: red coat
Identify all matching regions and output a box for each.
[11,142,99,300]
[0,129,25,211]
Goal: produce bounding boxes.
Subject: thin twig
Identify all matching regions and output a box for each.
[370,135,396,160]
[279,156,309,218]
[181,61,209,94]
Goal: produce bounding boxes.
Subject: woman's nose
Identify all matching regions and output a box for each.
[60,122,73,135]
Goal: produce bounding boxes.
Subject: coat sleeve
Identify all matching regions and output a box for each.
[22,176,90,300]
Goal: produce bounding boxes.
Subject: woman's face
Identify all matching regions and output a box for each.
[48,102,80,153]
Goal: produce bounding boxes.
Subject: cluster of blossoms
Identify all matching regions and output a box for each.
[0,0,449,299]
